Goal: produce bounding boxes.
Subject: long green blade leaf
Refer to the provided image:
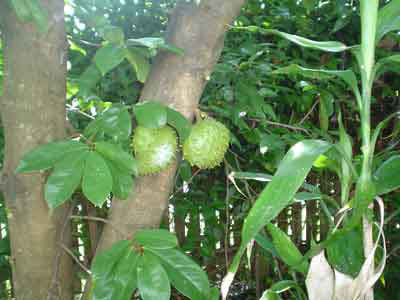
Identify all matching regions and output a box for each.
[222,140,332,300]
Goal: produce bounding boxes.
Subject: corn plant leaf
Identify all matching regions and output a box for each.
[240,26,348,52]
[82,151,112,207]
[16,140,88,173]
[149,248,210,300]
[373,155,400,195]
[222,140,332,300]
[376,0,400,42]
[137,251,170,300]
[267,224,309,274]
[45,150,89,209]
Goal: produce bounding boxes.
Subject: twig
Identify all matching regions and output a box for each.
[66,104,95,120]
[170,168,202,198]
[60,243,91,275]
[70,215,127,240]
[299,99,320,125]
[250,119,310,134]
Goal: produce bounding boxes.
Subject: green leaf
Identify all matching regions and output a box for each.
[102,25,125,44]
[104,159,134,200]
[137,251,170,300]
[255,233,278,256]
[260,290,282,300]
[133,101,167,128]
[242,27,348,52]
[126,37,165,49]
[126,48,150,83]
[95,141,137,175]
[222,140,332,300]
[82,151,112,207]
[94,43,127,76]
[134,229,178,250]
[16,141,89,173]
[92,240,139,300]
[45,150,89,209]
[78,64,102,94]
[166,107,192,142]
[373,155,400,195]
[266,224,308,274]
[376,0,400,42]
[84,105,132,141]
[149,248,210,300]
[327,225,363,277]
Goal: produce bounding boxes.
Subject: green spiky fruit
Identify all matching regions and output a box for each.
[132,126,177,175]
[183,119,230,169]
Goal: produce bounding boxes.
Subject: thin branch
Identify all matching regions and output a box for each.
[299,99,320,125]
[70,215,127,239]
[60,243,91,275]
[250,119,310,134]
[66,104,95,120]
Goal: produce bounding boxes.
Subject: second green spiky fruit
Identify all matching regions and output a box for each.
[132,126,178,175]
[183,119,230,169]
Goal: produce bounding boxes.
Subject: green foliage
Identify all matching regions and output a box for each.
[91,229,210,300]
[266,223,309,274]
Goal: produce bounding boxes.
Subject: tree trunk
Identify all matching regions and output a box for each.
[0,1,74,299]
[96,0,247,252]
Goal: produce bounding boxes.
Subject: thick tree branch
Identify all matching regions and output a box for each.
[96,0,246,250]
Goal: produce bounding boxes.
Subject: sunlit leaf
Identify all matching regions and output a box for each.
[267,224,309,274]
[376,0,400,42]
[373,155,400,195]
[95,141,137,175]
[149,248,210,300]
[16,141,88,173]
[126,47,150,83]
[82,151,112,207]
[137,251,170,300]
[240,26,348,52]
[133,101,167,128]
[222,140,332,300]
[92,240,139,300]
[134,229,178,250]
[45,150,89,209]
[94,43,127,76]
[166,107,192,142]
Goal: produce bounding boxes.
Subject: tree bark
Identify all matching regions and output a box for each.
[96,0,247,252]
[0,1,74,299]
